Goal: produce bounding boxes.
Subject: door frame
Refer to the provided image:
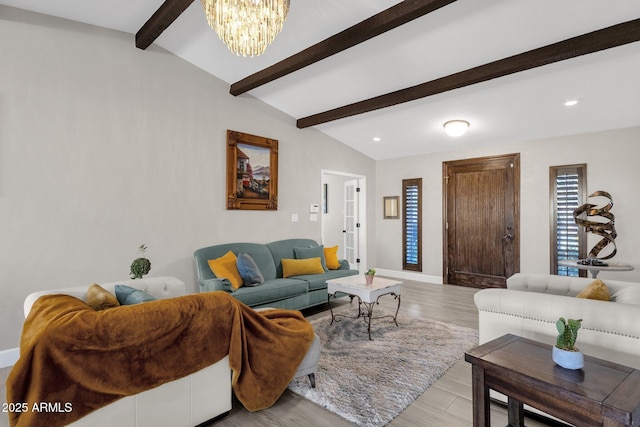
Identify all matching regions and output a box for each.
[442,153,520,287]
[321,169,367,273]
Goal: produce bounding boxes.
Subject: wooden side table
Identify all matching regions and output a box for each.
[465,334,640,427]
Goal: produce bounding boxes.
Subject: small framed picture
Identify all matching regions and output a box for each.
[383,196,400,219]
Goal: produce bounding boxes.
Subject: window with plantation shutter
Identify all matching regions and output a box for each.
[550,165,587,276]
[403,178,422,271]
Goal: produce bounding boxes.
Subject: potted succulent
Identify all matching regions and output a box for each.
[365,268,376,285]
[130,244,152,279]
[552,317,584,369]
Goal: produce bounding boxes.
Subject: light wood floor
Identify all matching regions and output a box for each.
[213,279,555,427]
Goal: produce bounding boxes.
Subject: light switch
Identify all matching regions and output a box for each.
[291,213,299,222]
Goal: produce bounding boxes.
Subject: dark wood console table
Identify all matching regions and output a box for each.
[465,334,640,427]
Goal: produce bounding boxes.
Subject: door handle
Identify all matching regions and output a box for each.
[502,233,513,240]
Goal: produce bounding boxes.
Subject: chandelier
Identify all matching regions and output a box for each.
[201,0,290,57]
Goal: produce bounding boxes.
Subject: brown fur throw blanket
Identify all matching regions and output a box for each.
[7,291,314,427]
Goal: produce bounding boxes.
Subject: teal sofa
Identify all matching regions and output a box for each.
[194,238,359,310]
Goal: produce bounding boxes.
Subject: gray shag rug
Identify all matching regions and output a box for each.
[288,309,478,427]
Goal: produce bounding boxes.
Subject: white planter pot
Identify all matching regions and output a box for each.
[552,346,584,370]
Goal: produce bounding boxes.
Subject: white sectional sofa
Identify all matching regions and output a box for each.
[20,275,320,427]
[475,273,640,370]
[22,276,232,427]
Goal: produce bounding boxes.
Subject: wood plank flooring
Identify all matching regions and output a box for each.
[213,279,555,427]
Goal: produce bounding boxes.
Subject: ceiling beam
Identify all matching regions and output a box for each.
[136,0,195,50]
[297,18,640,129]
[230,0,458,96]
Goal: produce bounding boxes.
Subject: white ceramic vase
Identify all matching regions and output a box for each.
[552,346,584,370]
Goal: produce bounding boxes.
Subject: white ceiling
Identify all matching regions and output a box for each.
[3,0,640,160]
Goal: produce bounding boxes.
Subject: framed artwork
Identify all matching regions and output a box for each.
[383,196,400,219]
[226,130,278,210]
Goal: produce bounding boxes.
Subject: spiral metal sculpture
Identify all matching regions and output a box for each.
[573,191,617,260]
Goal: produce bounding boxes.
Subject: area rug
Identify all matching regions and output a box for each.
[288,310,478,427]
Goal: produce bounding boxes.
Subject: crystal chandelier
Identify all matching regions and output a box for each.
[201,0,290,57]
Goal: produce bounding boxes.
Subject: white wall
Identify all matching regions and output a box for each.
[375,127,640,283]
[0,6,376,350]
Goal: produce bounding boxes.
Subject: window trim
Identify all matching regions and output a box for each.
[402,178,422,272]
[549,164,587,276]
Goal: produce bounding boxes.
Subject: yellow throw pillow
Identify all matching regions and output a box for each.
[86,283,120,311]
[324,245,340,270]
[208,251,243,290]
[576,278,610,301]
[282,257,325,278]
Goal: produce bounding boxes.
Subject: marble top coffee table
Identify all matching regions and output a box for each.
[326,275,401,340]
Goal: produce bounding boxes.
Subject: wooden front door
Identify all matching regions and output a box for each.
[443,153,520,288]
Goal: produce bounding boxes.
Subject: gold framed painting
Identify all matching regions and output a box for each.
[226,130,278,210]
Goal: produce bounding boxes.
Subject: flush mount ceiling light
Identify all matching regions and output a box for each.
[200,0,290,57]
[443,120,470,137]
[564,99,579,107]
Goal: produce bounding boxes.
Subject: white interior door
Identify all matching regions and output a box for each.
[321,170,366,273]
[343,179,360,270]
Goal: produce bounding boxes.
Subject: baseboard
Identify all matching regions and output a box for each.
[375,268,443,284]
[0,347,19,369]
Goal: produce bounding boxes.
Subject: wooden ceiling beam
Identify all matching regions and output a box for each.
[136,0,195,50]
[230,0,458,96]
[297,18,640,129]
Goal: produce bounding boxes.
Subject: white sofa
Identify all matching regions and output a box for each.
[23,276,232,427]
[22,275,321,427]
[475,273,640,370]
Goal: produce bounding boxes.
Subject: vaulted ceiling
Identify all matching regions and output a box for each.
[3,0,640,160]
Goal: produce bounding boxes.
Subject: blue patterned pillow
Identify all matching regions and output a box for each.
[114,284,157,305]
[236,253,264,286]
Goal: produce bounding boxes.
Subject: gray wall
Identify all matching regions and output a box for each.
[0,6,376,350]
[375,127,640,282]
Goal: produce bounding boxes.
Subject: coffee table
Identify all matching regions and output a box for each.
[326,275,401,340]
[465,334,640,427]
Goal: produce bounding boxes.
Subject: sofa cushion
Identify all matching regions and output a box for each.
[208,251,244,290]
[231,279,308,307]
[195,243,277,282]
[293,269,360,291]
[282,258,325,278]
[114,284,156,305]
[294,245,328,271]
[611,286,640,305]
[236,253,264,286]
[86,283,120,310]
[323,246,340,270]
[576,279,610,301]
[266,238,320,278]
